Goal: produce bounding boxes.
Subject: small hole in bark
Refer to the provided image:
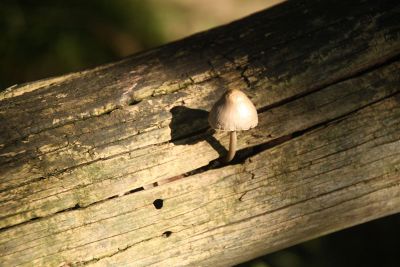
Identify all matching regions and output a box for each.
[153,199,163,209]
[162,231,172,238]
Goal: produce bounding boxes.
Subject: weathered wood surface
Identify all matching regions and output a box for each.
[1,0,400,266]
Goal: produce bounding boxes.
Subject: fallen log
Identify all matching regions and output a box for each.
[1,0,399,266]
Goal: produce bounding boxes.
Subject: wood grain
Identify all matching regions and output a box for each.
[0,0,399,266]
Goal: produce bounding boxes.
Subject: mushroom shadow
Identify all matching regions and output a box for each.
[169,106,227,157]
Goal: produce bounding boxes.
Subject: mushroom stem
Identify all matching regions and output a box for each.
[226,131,237,162]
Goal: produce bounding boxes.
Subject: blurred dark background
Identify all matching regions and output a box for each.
[236,215,399,267]
[0,0,279,89]
[1,1,399,266]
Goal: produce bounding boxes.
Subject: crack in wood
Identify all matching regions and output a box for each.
[257,53,400,114]
[69,236,155,266]
[151,88,400,190]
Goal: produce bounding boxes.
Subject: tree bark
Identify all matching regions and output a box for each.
[1,0,400,266]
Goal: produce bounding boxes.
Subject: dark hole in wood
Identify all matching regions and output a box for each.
[153,199,163,209]
[162,231,172,238]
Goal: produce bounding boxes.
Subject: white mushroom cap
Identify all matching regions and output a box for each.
[208,89,258,131]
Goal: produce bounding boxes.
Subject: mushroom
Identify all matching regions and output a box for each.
[208,89,258,162]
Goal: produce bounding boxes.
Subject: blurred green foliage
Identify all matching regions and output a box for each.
[0,0,165,89]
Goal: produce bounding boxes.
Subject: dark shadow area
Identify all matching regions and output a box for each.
[169,106,227,158]
[229,134,294,165]
[236,213,400,267]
